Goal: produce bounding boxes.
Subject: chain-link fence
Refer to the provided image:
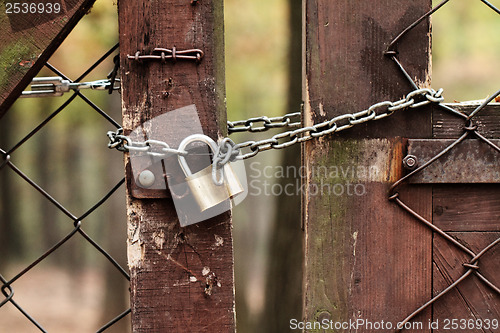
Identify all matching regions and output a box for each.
[0,19,130,333]
[1,0,499,332]
[387,0,500,329]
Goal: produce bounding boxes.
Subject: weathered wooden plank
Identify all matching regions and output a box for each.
[303,1,433,331]
[433,185,500,232]
[0,0,97,116]
[118,0,235,332]
[430,102,500,329]
[433,232,500,332]
[407,139,500,184]
[304,139,433,331]
[433,104,500,139]
[304,1,433,139]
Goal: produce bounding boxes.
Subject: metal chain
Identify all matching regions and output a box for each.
[107,129,188,156]
[107,87,444,161]
[227,112,301,133]
[232,87,443,159]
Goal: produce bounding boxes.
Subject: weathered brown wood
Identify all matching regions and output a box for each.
[433,232,500,332]
[433,104,500,139]
[430,101,500,323]
[433,185,500,232]
[407,139,500,183]
[0,0,97,116]
[118,1,235,332]
[303,1,433,331]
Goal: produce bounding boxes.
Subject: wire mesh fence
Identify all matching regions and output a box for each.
[0,0,499,332]
[387,0,500,329]
[0,24,130,333]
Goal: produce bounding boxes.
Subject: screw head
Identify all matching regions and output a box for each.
[138,170,155,188]
[403,155,418,170]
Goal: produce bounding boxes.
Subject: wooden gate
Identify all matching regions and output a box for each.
[396,104,500,330]
[1,0,498,331]
[302,1,499,332]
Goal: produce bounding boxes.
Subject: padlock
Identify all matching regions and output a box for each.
[178,134,232,212]
[221,163,244,198]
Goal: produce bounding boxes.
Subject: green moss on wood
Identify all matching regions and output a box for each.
[305,139,365,331]
[0,37,38,90]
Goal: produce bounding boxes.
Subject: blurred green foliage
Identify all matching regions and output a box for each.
[225,0,288,121]
[224,1,289,331]
[432,0,500,101]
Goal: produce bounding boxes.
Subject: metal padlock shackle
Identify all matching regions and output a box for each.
[177,134,222,184]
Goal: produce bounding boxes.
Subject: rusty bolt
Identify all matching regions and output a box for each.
[316,310,331,322]
[403,155,418,170]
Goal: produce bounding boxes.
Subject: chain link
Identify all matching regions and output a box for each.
[233,88,443,159]
[106,130,188,156]
[227,112,301,133]
[107,87,444,162]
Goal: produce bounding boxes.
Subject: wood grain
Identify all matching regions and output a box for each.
[303,1,433,331]
[407,139,500,184]
[433,104,500,139]
[433,232,500,333]
[118,0,235,331]
[0,0,97,116]
[433,185,500,232]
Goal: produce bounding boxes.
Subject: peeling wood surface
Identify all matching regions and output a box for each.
[303,139,432,331]
[118,0,235,331]
[407,139,500,183]
[0,0,97,116]
[303,0,433,331]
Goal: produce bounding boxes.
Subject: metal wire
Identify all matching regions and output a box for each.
[0,39,130,331]
[387,1,500,331]
[1,0,499,332]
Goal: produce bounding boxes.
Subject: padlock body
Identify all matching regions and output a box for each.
[186,165,230,212]
[223,163,244,198]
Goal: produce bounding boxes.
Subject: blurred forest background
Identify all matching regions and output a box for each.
[0,0,498,332]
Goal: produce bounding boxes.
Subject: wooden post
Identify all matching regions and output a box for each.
[0,0,97,116]
[118,1,235,332]
[303,1,433,331]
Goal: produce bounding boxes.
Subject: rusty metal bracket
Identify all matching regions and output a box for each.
[127,47,204,63]
[406,139,500,183]
[129,159,171,199]
[128,147,207,199]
